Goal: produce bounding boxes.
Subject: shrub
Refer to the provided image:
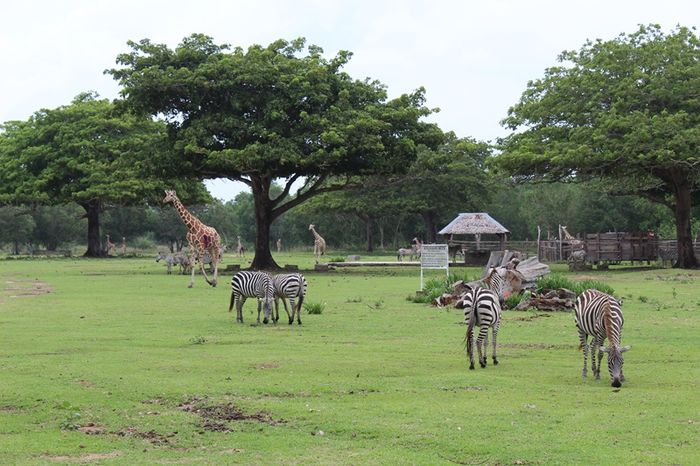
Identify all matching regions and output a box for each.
[304,302,325,315]
[536,273,614,296]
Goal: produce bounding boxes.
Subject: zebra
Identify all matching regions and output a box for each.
[156,252,176,274]
[397,245,418,261]
[272,273,308,325]
[462,286,502,370]
[483,267,507,307]
[574,289,631,388]
[228,271,274,325]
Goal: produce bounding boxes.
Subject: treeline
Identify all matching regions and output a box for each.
[1,181,692,255]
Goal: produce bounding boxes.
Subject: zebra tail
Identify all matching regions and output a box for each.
[465,301,477,353]
[228,291,235,312]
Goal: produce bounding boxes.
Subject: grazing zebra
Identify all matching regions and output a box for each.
[397,246,417,261]
[272,273,308,325]
[574,289,631,388]
[462,286,502,370]
[155,252,176,274]
[228,271,274,325]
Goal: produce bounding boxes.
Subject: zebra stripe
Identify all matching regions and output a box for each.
[483,267,506,306]
[574,289,630,387]
[229,271,274,325]
[462,286,502,370]
[272,273,307,325]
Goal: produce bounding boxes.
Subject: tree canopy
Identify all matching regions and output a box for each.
[0,93,203,256]
[497,25,699,268]
[108,35,443,269]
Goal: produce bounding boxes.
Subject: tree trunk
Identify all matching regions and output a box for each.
[672,184,698,268]
[379,225,386,250]
[250,178,281,271]
[422,210,438,243]
[81,200,103,257]
[359,213,374,252]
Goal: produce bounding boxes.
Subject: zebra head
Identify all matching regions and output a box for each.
[262,273,275,324]
[600,345,631,387]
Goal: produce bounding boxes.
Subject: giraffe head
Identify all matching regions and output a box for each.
[309,224,315,231]
[163,190,178,204]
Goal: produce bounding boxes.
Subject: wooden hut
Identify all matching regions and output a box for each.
[438,213,510,264]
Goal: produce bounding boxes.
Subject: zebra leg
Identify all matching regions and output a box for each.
[492,323,499,365]
[466,328,475,370]
[187,254,197,288]
[591,340,600,380]
[483,331,489,367]
[477,325,488,368]
[283,298,293,325]
[578,330,589,379]
[237,297,246,323]
[259,299,269,325]
[273,298,280,324]
[595,341,605,380]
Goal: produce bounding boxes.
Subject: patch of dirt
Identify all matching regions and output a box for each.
[254,362,279,369]
[3,278,52,298]
[42,451,121,462]
[78,423,106,435]
[0,405,20,412]
[115,427,176,446]
[75,380,94,388]
[511,313,552,322]
[178,397,284,431]
[500,343,577,350]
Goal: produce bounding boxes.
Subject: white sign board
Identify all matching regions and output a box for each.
[420,243,449,290]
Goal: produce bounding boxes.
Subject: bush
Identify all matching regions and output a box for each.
[536,273,615,296]
[304,302,325,315]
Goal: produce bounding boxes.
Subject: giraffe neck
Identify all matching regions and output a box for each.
[172,197,202,232]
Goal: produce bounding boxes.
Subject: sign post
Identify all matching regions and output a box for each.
[420,244,449,290]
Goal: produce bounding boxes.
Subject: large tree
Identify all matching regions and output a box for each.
[108,35,443,269]
[497,25,699,268]
[0,93,195,256]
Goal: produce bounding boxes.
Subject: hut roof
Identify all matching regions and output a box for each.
[438,213,510,236]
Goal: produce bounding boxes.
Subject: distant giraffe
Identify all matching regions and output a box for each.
[276,238,283,253]
[105,235,116,255]
[309,224,326,263]
[120,237,127,255]
[412,237,423,258]
[236,235,246,258]
[163,190,221,288]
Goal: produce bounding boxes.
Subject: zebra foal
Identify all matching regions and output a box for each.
[228,271,274,325]
[462,286,502,370]
[272,273,307,325]
[574,289,630,388]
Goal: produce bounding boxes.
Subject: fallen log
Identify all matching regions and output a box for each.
[515,296,574,312]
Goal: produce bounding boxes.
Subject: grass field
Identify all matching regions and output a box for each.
[1,253,699,465]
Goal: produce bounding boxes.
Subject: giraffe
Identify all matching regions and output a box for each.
[236,235,246,258]
[276,238,283,253]
[163,190,221,288]
[105,235,116,255]
[309,224,326,263]
[120,237,127,255]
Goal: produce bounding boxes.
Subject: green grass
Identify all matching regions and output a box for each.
[0,255,699,464]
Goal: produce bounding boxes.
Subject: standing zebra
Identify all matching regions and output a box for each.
[228,271,274,325]
[483,267,507,306]
[462,286,502,370]
[272,273,308,325]
[574,289,631,388]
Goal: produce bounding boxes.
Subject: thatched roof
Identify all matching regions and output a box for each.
[438,213,510,236]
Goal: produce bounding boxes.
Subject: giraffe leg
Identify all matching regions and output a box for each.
[188,253,196,288]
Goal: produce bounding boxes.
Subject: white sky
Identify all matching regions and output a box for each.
[1,0,697,201]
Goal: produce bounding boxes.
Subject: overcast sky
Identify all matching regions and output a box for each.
[1,0,697,200]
